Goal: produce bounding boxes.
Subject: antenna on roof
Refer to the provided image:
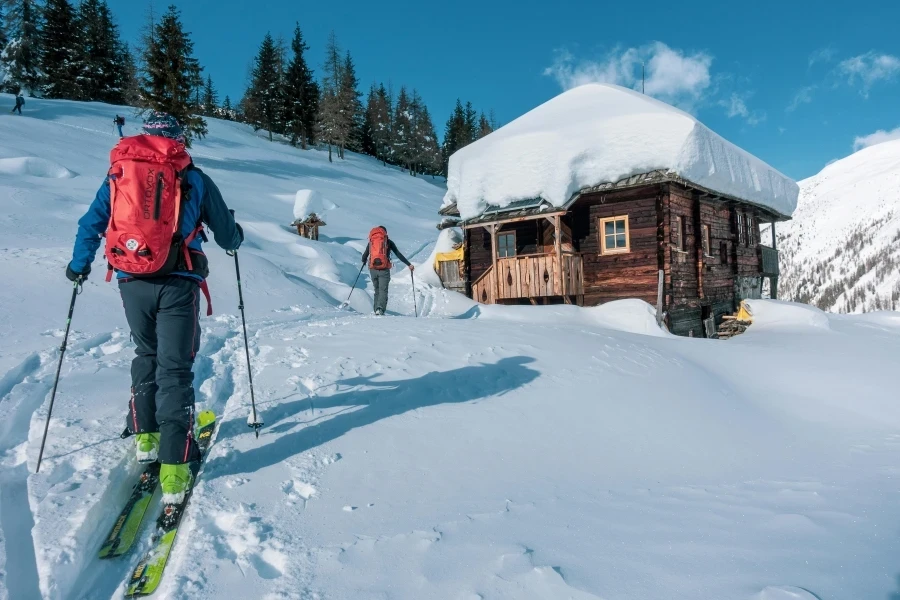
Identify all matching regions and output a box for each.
[642,63,645,94]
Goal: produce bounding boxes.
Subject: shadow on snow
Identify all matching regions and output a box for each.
[206,356,538,479]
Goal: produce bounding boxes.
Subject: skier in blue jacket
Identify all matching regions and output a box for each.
[66,112,243,503]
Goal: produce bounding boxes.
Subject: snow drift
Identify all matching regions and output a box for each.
[444,83,799,220]
[292,188,336,221]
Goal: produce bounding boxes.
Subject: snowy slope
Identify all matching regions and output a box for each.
[1,96,899,600]
[777,139,900,312]
[445,84,799,219]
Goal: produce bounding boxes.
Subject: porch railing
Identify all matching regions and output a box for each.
[472,253,583,303]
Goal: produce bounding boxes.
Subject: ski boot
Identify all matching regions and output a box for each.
[135,432,160,463]
[159,463,193,505]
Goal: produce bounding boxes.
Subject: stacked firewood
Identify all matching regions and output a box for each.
[717,315,751,339]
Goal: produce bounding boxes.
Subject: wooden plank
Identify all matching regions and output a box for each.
[463,211,567,229]
[553,215,563,295]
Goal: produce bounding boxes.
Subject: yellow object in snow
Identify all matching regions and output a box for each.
[433,246,465,271]
[735,301,753,322]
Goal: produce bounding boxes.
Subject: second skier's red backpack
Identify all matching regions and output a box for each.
[104,135,194,279]
[367,226,392,270]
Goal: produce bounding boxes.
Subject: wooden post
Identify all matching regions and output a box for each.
[693,192,704,300]
[656,269,664,326]
[553,215,563,296]
[771,221,776,249]
[488,223,499,303]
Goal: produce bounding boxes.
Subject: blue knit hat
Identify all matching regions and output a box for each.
[142,111,186,145]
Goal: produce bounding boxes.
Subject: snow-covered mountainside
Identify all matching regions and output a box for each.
[778,139,900,312]
[1,95,900,600]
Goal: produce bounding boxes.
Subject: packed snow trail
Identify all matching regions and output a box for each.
[2,96,900,599]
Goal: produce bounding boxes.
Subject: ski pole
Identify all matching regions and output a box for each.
[411,269,418,318]
[232,250,263,438]
[36,278,82,473]
[341,263,365,308]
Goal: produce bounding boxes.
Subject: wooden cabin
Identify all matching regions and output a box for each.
[441,170,786,337]
[291,213,326,240]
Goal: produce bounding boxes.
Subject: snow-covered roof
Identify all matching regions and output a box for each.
[443,84,799,220]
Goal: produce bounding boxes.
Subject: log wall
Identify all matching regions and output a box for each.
[571,188,661,306]
[463,181,776,338]
[466,226,493,286]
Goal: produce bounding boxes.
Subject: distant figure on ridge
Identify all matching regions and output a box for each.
[66,112,243,506]
[114,114,125,137]
[11,93,24,115]
[361,226,414,316]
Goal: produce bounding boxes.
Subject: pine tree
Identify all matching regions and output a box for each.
[140,5,206,141]
[360,85,378,157]
[117,41,140,105]
[392,86,412,172]
[221,95,233,120]
[77,0,124,103]
[41,0,82,98]
[0,5,8,51]
[416,102,441,177]
[477,111,493,139]
[244,32,282,141]
[441,99,467,175]
[339,50,363,156]
[282,23,318,148]
[464,101,478,144]
[368,83,392,165]
[1,0,42,94]
[316,31,347,162]
[201,74,217,116]
[407,90,424,176]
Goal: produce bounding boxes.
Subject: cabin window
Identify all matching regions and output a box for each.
[702,224,712,257]
[747,215,756,246]
[737,213,746,245]
[599,216,630,255]
[673,215,686,252]
[497,232,516,258]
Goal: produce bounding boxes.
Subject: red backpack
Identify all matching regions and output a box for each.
[368,226,392,270]
[104,136,194,280]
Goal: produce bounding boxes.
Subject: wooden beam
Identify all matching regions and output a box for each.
[489,223,499,303]
[463,211,567,229]
[771,221,776,250]
[693,191,704,300]
[553,215,563,296]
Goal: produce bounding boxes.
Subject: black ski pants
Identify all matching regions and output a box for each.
[120,276,201,465]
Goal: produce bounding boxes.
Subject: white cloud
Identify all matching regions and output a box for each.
[543,42,712,111]
[720,92,766,126]
[852,126,900,151]
[808,47,835,68]
[786,85,816,112]
[837,51,900,97]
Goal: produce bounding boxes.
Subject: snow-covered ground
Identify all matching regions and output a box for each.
[1,96,898,600]
[776,138,900,313]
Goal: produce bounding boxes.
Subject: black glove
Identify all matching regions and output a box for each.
[235,222,244,243]
[66,263,90,282]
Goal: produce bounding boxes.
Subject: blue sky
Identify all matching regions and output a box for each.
[107,0,900,181]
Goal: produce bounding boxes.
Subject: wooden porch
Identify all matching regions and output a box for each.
[467,212,585,304]
[472,253,584,303]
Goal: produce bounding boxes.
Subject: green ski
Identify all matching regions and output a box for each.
[98,462,160,559]
[124,410,216,597]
